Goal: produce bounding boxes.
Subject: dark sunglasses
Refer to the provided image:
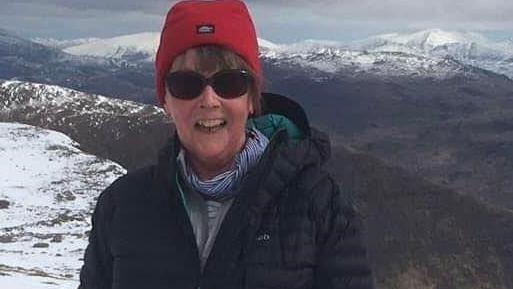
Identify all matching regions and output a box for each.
[165,69,254,100]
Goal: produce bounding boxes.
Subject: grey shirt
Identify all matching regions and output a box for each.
[184,186,234,270]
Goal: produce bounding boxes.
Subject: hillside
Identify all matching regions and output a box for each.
[0,122,125,288]
[0,80,171,170]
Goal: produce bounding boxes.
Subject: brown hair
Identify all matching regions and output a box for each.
[169,45,262,116]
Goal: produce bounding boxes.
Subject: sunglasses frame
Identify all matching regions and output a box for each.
[165,69,254,100]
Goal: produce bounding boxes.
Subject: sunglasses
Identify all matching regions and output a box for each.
[165,69,254,100]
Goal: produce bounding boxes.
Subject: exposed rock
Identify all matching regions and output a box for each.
[32,242,49,248]
[0,199,9,209]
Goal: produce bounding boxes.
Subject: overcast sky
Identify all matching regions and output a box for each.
[1,0,512,43]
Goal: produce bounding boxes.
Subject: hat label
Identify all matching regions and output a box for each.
[196,24,215,34]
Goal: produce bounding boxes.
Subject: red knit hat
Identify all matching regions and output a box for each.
[155,0,262,106]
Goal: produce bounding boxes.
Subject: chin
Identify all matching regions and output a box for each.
[195,143,230,160]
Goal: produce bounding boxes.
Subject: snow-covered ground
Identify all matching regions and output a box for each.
[0,122,126,288]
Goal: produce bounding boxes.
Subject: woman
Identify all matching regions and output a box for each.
[79,1,374,289]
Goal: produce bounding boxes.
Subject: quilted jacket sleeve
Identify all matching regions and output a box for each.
[312,175,375,289]
[78,188,114,289]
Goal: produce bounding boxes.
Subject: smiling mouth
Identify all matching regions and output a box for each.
[195,119,227,132]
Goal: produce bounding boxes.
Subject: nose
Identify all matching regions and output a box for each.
[199,85,221,108]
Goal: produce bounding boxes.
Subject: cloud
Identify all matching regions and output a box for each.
[0,0,512,41]
[248,0,513,24]
[3,0,512,22]
[0,0,172,38]
[0,0,173,14]
[245,0,513,41]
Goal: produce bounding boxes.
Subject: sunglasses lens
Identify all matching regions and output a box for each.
[166,69,252,100]
[213,70,250,99]
[166,72,204,100]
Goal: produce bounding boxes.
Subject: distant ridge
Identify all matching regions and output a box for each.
[63,32,159,62]
[51,28,513,79]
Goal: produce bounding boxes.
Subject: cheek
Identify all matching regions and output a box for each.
[231,97,252,120]
[165,106,197,144]
[165,98,194,125]
[173,111,194,135]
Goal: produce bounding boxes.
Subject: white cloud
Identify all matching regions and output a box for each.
[0,0,512,41]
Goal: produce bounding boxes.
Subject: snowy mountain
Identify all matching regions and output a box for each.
[0,29,73,64]
[259,29,513,79]
[0,80,171,170]
[5,28,512,106]
[32,37,101,50]
[351,29,513,79]
[56,29,513,79]
[0,29,109,66]
[262,42,465,79]
[0,122,126,289]
[0,80,162,124]
[1,29,158,103]
[63,32,160,63]
[353,29,513,58]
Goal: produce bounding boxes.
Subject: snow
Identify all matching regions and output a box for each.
[256,29,513,79]
[349,29,513,78]
[366,29,486,48]
[32,29,513,79]
[32,37,101,50]
[64,32,159,61]
[0,80,163,117]
[257,38,280,51]
[0,122,126,288]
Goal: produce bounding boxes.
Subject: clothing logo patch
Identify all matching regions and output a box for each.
[256,233,271,242]
[196,24,215,34]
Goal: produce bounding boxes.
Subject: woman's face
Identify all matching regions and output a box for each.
[163,49,254,175]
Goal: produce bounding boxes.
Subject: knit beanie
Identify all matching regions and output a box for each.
[155,0,262,106]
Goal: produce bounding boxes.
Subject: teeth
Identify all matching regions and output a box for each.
[197,119,225,128]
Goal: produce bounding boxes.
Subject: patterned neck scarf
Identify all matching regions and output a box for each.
[177,127,269,200]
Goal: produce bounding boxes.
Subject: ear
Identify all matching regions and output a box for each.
[248,98,254,116]
[162,99,175,120]
[163,106,170,117]
[165,109,174,121]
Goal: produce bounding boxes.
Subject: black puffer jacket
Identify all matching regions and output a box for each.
[79,93,374,289]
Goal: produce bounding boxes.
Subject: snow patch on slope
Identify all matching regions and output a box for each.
[0,80,162,118]
[352,29,513,78]
[0,122,125,289]
[64,32,159,62]
[32,37,101,50]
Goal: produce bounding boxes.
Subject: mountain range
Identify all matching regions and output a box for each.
[0,29,154,104]
[2,28,512,102]
[45,29,513,79]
